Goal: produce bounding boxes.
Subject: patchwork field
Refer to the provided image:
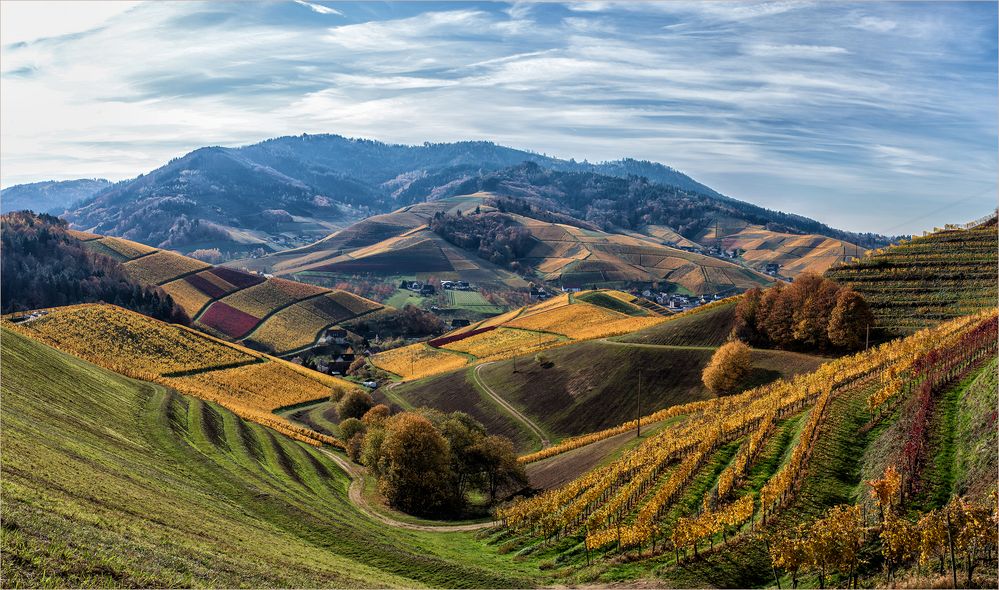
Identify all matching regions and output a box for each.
[73,232,382,353]
[3,304,353,446]
[245,292,379,354]
[370,290,671,380]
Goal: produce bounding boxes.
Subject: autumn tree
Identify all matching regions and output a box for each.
[336,389,374,420]
[361,404,391,428]
[827,287,874,349]
[702,340,752,394]
[377,413,455,514]
[467,435,528,502]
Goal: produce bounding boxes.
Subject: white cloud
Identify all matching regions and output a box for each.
[293,0,343,16]
[852,15,897,33]
[0,0,140,46]
[746,43,849,57]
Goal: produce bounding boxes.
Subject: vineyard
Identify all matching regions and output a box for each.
[371,343,470,380]
[442,327,563,359]
[826,222,998,335]
[73,232,382,353]
[3,304,352,447]
[122,250,211,285]
[246,293,372,354]
[497,309,998,576]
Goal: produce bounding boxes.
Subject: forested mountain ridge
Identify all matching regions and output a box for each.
[0,178,111,214]
[47,134,887,256]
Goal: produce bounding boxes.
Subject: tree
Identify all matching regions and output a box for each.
[377,413,455,514]
[467,435,528,502]
[827,287,874,349]
[361,404,391,428]
[733,288,763,343]
[339,417,366,442]
[336,389,374,420]
[702,340,752,394]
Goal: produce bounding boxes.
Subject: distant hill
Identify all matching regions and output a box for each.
[0,178,110,214]
[245,193,773,295]
[53,134,887,259]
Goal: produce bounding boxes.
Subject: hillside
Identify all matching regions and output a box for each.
[3,304,356,446]
[1,212,186,323]
[496,310,997,588]
[825,219,998,336]
[381,297,820,452]
[0,178,110,214]
[697,219,866,277]
[0,327,537,588]
[68,230,382,354]
[246,193,773,296]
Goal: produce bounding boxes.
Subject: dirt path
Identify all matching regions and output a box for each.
[472,362,551,449]
[318,448,500,532]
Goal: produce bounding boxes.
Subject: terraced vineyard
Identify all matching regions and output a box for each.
[497,310,998,585]
[826,220,998,336]
[3,304,354,446]
[71,232,382,353]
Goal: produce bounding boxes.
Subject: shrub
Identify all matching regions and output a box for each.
[362,404,391,428]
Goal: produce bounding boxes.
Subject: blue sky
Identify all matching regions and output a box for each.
[1,1,996,234]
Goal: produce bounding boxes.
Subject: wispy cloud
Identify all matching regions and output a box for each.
[293,0,343,16]
[0,0,995,234]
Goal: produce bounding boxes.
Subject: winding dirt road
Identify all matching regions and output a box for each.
[318,448,500,532]
[472,362,551,449]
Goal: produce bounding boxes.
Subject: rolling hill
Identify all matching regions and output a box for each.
[384,295,823,452]
[68,230,382,355]
[1,327,537,588]
[243,193,773,295]
[825,215,998,337]
[697,218,866,277]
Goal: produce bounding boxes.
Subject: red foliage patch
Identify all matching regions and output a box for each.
[198,301,261,339]
[184,272,230,299]
[208,267,265,290]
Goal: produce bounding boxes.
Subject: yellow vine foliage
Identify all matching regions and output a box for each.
[4,304,352,447]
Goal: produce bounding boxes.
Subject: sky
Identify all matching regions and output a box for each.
[1,1,996,234]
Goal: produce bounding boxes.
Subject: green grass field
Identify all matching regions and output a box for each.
[447,290,504,314]
[0,328,542,588]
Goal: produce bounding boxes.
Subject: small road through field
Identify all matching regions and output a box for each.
[472,362,551,449]
[318,448,499,532]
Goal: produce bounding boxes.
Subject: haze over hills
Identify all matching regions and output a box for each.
[0,178,110,214]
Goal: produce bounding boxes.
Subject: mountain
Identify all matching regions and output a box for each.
[0,178,110,214]
[58,134,883,258]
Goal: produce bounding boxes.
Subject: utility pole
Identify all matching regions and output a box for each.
[637,369,642,438]
[865,324,870,350]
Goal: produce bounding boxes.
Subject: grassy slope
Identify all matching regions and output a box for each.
[395,336,823,445]
[953,359,998,499]
[614,301,737,346]
[0,328,540,588]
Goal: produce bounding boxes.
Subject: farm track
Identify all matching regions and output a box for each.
[472,362,551,449]
[317,448,500,532]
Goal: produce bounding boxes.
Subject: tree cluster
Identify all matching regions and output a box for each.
[342,304,444,339]
[1,211,189,324]
[337,400,527,516]
[429,211,533,267]
[733,274,874,351]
